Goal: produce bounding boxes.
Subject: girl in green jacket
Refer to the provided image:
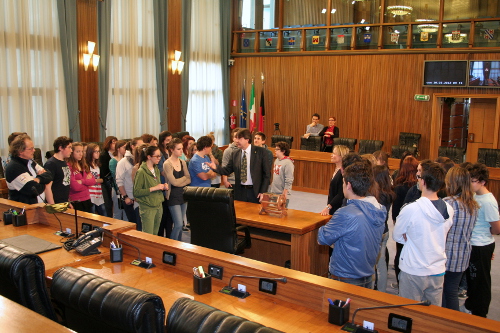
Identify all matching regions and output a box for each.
[133,146,168,235]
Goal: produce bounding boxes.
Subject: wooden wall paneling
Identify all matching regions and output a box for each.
[167,0,182,132]
[230,52,500,160]
[77,0,99,142]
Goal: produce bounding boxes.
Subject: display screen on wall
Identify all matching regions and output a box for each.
[422,60,468,87]
[469,61,500,88]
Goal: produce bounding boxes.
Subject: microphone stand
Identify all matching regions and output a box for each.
[97,227,155,269]
[32,186,70,238]
[341,301,430,333]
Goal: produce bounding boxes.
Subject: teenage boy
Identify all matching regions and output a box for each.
[318,161,386,289]
[463,163,500,317]
[221,128,240,189]
[188,136,217,187]
[44,136,73,204]
[393,162,453,306]
[253,131,273,173]
[269,141,294,202]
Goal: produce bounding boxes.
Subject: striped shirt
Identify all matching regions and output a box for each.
[443,195,478,272]
[89,166,104,206]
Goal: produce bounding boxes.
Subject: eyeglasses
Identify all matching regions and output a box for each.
[93,150,101,153]
[24,147,35,151]
[152,155,162,158]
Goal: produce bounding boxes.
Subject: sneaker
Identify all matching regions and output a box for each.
[182,226,189,232]
[459,304,471,314]
[458,290,467,298]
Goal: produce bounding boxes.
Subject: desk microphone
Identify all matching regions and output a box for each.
[96,227,155,269]
[32,186,70,237]
[341,300,430,333]
[220,275,287,299]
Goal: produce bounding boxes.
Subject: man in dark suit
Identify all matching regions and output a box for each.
[208,129,270,203]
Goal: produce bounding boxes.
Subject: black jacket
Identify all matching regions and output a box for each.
[5,156,53,204]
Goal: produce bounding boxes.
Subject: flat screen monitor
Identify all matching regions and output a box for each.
[468,60,500,88]
[422,60,468,87]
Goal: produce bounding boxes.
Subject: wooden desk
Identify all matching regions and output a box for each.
[0,295,72,332]
[1,207,498,333]
[234,200,329,276]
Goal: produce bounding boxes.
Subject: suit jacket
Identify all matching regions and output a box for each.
[216,145,271,199]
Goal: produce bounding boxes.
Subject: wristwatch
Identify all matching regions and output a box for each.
[326,204,331,210]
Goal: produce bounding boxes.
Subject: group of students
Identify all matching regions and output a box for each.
[4,129,295,244]
[318,146,499,318]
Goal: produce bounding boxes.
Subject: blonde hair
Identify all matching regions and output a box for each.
[361,154,377,168]
[333,145,349,158]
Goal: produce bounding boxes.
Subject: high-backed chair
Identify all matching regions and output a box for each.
[172,131,190,140]
[51,266,165,333]
[167,297,283,333]
[271,135,293,148]
[300,136,322,151]
[391,145,417,159]
[358,139,384,155]
[184,187,251,254]
[333,137,357,152]
[0,242,57,321]
[398,132,421,148]
[478,148,500,168]
[33,148,43,166]
[45,150,55,160]
[438,147,465,164]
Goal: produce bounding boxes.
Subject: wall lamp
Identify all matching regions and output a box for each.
[171,50,184,75]
[83,41,100,71]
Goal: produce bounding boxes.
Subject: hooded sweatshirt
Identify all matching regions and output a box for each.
[269,156,294,195]
[393,197,454,276]
[318,196,387,279]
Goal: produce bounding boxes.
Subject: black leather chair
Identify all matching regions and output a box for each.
[398,132,421,148]
[333,137,357,152]
[172,131,190,139]
[0,242,57,321]
[167,297,283,333]
[358,139,384,155]
[478,148,500,168]
[34,148,43,166]
[391,145,417,159]
[184,186,251,254]
[300,136,322,151]
[51,266,165,333]
[271,135,293,148]
[438,147,465,164]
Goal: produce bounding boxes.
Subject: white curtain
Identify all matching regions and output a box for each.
[106,0,160,139]
[186,0,225,146]
[0,0,69,159]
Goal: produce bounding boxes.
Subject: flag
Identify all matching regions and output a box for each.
[239,84,247,128]
[258,89,265,132]
[249,81,256,132]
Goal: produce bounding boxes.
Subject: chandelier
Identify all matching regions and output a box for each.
[387,5,413,16]
[416,19,438,33]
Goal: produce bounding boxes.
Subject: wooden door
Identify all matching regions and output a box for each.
[466,99,497,162]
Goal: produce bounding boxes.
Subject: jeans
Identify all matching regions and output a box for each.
[442,271,463,311]
[91,203,107,217]
[168,203,187,241]
[375,231,389,292]
[329,273,373,289]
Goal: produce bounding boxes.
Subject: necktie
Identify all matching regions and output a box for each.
[241,151,247,183]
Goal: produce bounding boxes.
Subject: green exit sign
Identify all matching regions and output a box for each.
[414,94,430,101]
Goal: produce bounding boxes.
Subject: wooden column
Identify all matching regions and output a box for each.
[77,0,99,142]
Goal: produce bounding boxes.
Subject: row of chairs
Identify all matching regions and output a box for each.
[0,241,280,333]
[438,147,500,167]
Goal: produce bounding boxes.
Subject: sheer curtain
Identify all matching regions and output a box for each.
[186,0,225,145]
[0,0,69,159]
[105,0,160,138]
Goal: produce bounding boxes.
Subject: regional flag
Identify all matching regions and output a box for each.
[240,85,247,128]
[249,81,256,132]
[258,89,265,132]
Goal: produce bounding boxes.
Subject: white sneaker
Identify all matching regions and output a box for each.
[459,304,471,314]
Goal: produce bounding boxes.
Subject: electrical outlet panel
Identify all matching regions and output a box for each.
[208,264,223,279]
